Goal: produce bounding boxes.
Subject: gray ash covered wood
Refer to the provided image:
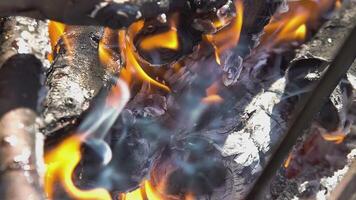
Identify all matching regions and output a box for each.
[0,54,44,200]
[41,26,111,138]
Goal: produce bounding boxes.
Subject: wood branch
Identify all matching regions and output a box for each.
[0,17,50,68]
[330,161,356,200]
[0,0,229,29]
[246,0,356,198]
[41,26,110,139]
[0,54,44,200]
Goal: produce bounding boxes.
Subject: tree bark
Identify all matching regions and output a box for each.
[0,54,44,200]
[41,26,110,140]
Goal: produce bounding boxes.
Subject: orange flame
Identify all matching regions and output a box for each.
[118,21,171,92]
[321,133,346,144]
[48,21,66,51]
[44,135,112,200]
[262,0,338,46]
[202,82,223,104]
[275,15,308,43]
[284,153,293,168]
[48,21,66,62]
[121,180,162,200]
[120,180,196,200]
[99,28,121,72]
[139,28,179,51]
[205,0,244,65]
[45,79,130,200]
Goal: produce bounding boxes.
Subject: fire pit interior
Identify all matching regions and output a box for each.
[0,0,356,200]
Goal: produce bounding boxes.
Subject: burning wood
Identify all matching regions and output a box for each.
[0,0,356,199]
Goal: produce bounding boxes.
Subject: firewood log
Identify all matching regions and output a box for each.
[0,54,44,200]
[41,26,109,138]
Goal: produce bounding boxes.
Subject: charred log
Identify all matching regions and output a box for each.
[0,54,44,200]
[42,26,112,139]
[247,0,356,198]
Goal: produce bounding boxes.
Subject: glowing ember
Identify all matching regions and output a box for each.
[202,82,223,104]
[284,153,293,168]
[321,132,346,144]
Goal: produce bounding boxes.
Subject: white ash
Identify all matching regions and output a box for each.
[0,17,50,69]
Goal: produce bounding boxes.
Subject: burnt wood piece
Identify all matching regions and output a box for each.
[221,0,283,86]
[0,17,50,68]
[42,0,284,138]
[42,26,111,139]
[0,54,44,200]
[0,0,228,29]
[246,0,356,198]
[329,156,356,199]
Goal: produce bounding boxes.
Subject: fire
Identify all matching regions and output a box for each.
[262,0,339,46]
[284,153,293,168]
[321,132,346,144]
[335,0,342,9]
[44,135,112,200]
[202,82,223,104]
[48,21,66,62]
[118,21,171,92]
[205,0,244,64]
[48,21,76,63]
[120,180,196,200]
[121,180,162,200]
[139,27,179,51]
[275,15,308,43]
[99,28,121,71]
[48,21,66,51]
[45,79,130,200]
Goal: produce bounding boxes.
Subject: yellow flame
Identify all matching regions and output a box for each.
[99,28,121,73]
[48,21,66,62]
[118,21,171,92]
[275,14,308,43]
[121,180,165,200]
[139,28,179,51]
[126,41,171,92]
[295,24,307,41]
[321,133,345,144]
[48,21,66,51]
[45,135,112,200]
[284,153,293,168]
[262,0,338,46]
[205,0,244,65]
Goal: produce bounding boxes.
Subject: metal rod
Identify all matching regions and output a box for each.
[246,25,356,200]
